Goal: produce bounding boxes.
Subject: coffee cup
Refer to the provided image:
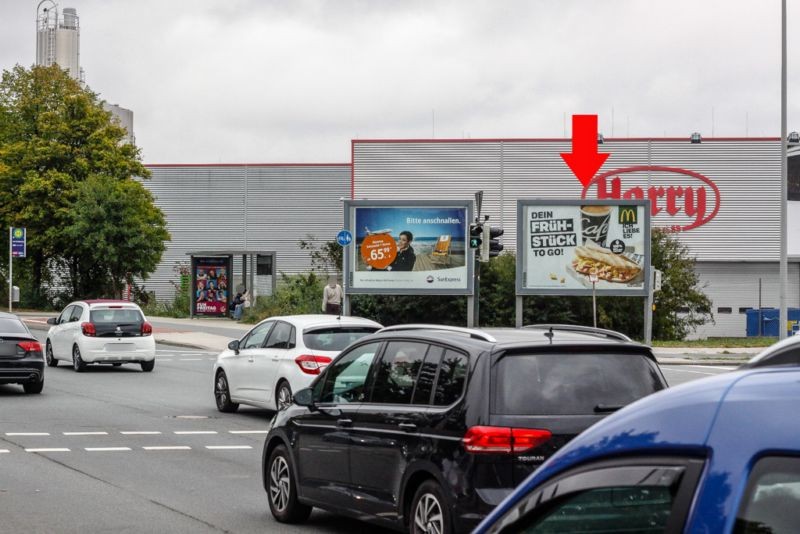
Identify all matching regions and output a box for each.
[580,205,612,247]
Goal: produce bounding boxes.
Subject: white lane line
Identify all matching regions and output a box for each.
[662,368,719,376]
[174,431,217,435]
[228,430,268,434]
[26,448,70,452]
[121,431,162,435]
[690,365,738,371]
[0,449,9,453]
[179,358,203,361]
[205,445,252,450]
[143,446,192,451]
[6,432,50,436]
[85,447,131,452]
[64,431,109,436]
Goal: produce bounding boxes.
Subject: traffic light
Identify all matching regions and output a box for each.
[480,225,504,261]
[469,222,483,249]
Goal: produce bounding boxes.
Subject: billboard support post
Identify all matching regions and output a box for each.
[7,227,11,313]
[644,283,653,344]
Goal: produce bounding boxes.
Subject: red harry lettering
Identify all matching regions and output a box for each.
[582,166,720,231]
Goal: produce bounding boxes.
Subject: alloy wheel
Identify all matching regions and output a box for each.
[277,383,292,411]
[215,374,229,407]
[269,455,291,513]
[414,493,444,534]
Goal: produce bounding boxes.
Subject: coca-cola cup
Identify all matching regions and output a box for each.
[580,205,612,248]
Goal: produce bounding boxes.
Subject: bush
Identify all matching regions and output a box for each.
[240,272,325,323]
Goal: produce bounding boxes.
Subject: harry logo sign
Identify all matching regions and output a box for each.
[581,165,721,232]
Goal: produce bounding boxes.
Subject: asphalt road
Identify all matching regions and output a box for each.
[0,331,732,533]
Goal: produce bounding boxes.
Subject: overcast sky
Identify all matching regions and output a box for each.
[2,1,798,164]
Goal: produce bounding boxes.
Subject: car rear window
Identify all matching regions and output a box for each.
[493,351,665,415]
[0,318,29,334]
[303,327,379,351]
[90,309,143,324]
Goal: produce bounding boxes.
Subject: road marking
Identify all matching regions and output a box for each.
[85,447,131,452]
[205,445,252,450]
[121,431,161,435]
[6,432,50,436]
[691,365,737,371]
[179,358,203,361]
[228,430,268,434]
[174,431,217,435]
[64,431,109,436]
[143,446,192,451]
[26,448,70,452]
[0,449,9,453]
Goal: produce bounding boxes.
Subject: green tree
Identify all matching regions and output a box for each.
[63,175,170,298]
[0,64,161,304]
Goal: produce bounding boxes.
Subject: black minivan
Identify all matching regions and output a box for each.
[262,324,668,533]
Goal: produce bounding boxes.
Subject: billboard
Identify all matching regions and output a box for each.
[516,199,650,296]
[344,200,474,295]
[192,256,231,316]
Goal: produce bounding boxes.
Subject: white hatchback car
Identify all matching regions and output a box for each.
[45,300,156,372]
[213,314,382,413]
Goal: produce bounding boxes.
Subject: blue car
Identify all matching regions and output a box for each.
[474,366,800,533]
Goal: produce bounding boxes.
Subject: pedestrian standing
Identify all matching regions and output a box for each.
[322,277,343,315]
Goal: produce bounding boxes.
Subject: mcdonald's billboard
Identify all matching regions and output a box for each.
[516,199,651,296]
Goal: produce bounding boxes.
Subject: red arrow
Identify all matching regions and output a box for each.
[560,115,610,187]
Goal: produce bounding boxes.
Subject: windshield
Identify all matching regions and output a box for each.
[90,309,144,324]
[303,327,379,352]
[0,318,29,334]
[494,351,665,416]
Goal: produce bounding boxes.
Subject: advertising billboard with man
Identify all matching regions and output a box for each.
[516,199,650,296]
[344,200,474,294]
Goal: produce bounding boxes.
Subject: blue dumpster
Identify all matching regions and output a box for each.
[746,308,800,337]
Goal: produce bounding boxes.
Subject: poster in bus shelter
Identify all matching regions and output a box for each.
[516,199,650,297]
[192,257,231,316]
[344,200,474,295]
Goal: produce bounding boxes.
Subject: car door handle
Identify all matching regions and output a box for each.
[337,419,353,428]
[398,423,417,432]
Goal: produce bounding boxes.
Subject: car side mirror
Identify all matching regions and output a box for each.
[47,317,57,325]
[293,388,315,409]
[228,339,240,354]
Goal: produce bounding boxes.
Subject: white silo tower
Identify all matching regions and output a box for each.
[36,1,84,83]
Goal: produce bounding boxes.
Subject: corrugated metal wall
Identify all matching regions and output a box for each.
[140,164,351,301]
[353,139,782,262]
[691,262,800,339]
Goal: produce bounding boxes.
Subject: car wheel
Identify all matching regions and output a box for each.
[267,445,311,523]
[45,341,58,367]
[276,381,292,411]
[140,360,155,372]
[214,371,239,413]
[23,379,44,394]
[72,345,86,372]
[410,480,451,534]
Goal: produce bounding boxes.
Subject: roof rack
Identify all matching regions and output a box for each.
[376,324,496,343]
[522,324,633,342]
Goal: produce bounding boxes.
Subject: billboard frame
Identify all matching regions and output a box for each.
[343,199,475,296]
[516,199,651,297]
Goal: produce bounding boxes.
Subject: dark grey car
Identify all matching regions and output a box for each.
[0,312,45,393]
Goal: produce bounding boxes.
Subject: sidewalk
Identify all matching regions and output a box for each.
[17,311,758,364]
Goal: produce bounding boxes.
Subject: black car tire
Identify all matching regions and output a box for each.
[72,345,86,372]
[410,480,452,534]
[276,381,292,411]
[267,445,311,524]
[141,360,155,372]
[45,341,58,367]
[23,379,44,394]
[215,371,239,413]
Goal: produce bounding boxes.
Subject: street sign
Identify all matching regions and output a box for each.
[336,229,353,246]
[11,227,25,258]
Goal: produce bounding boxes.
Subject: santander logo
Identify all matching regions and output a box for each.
[581,165,721,232]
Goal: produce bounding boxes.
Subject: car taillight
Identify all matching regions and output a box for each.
[17,341,42,354]
[141,322,153,336]
[81,322,96,336]
[295,355,332,375]
[462,426,552,454]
